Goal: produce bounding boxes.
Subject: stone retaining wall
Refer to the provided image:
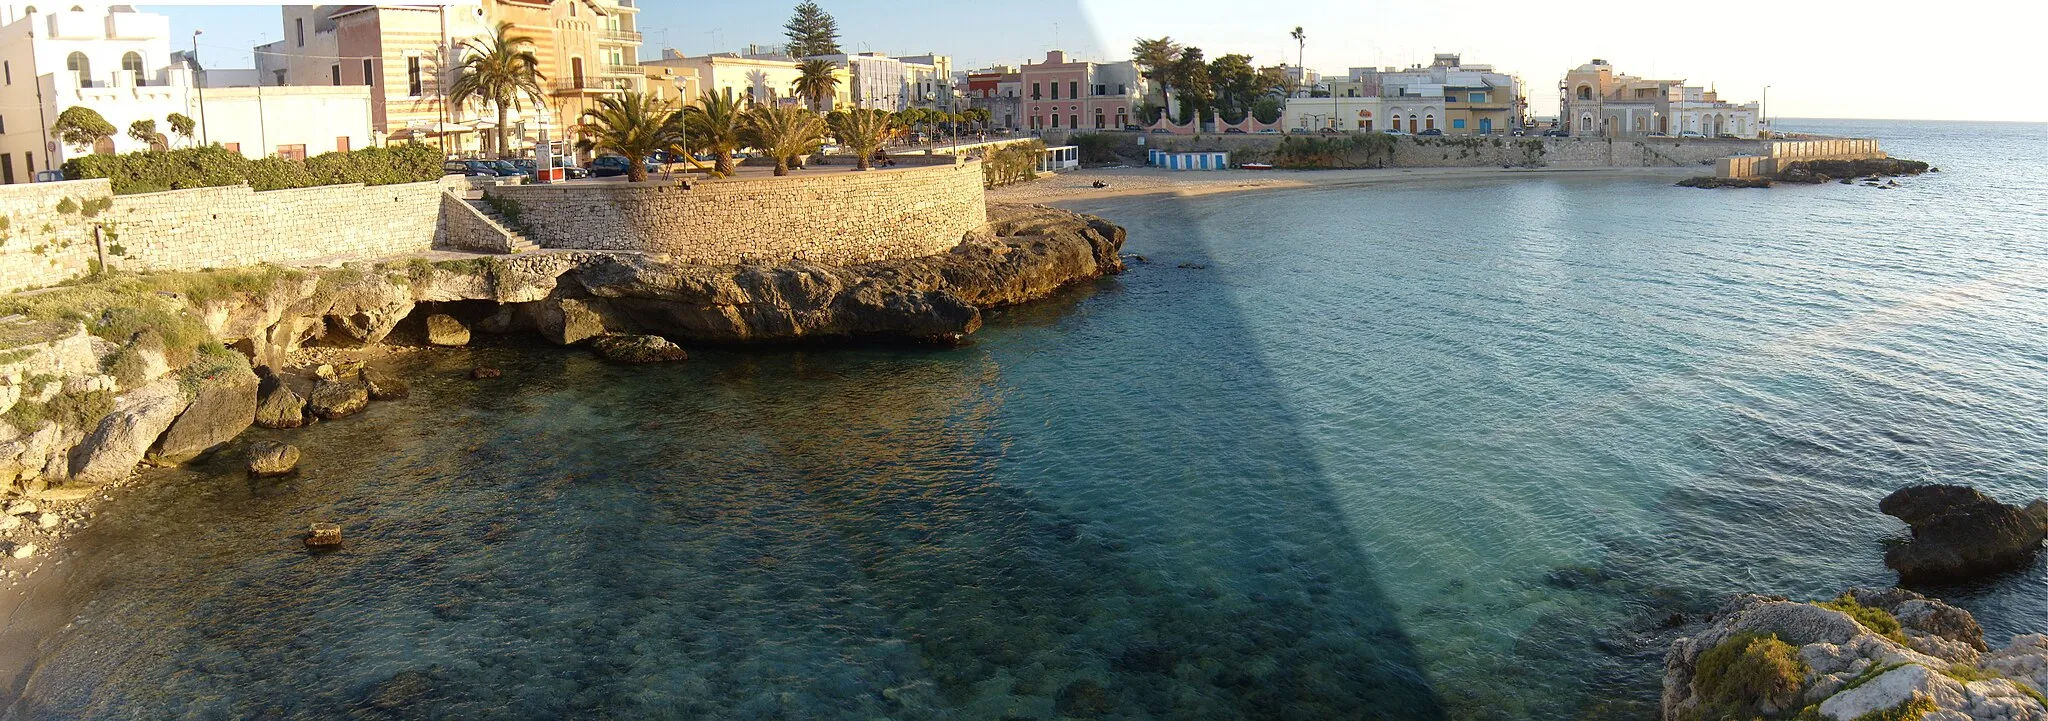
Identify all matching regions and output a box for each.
[102,180,447,272]
[1132,133,1766,169]
[487,161,987,265]
[0,180,111,293]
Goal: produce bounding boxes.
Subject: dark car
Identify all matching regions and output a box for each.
[1223,128,1247,134]
[512,158,590,180]
[1542,129,1570,137]
[487,160,532,179]
[589,155,663,177]
[1418,128,1445,136]
[443,160,500,177]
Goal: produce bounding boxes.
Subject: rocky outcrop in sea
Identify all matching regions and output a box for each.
[1663,588,2048,721]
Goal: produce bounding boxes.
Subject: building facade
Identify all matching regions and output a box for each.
[1559,59,1759,138]
[1019,51,1144,132]
[654,52,807,108]
[1297,54,1522,135]
[0,3,373,182]
[964,65,1021,130]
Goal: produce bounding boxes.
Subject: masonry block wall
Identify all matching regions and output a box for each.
[104,180,446,272]
[0,180,111,293]
[1139,134,1773,169]
[488,161,988,265]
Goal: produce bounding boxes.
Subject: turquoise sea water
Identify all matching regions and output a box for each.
[5,119,2047,720]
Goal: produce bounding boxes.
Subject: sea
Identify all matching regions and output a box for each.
[3,119,2045,720]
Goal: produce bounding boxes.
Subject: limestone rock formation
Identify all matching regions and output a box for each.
[1662,589,2048,721]
[247,440,300,477]
[425,314,470,346]
[67,378,192,484]
[254,384,308,429]
[1777,158,1931,184]
[1880,485,2048,583]
[150,364,260,464]
[591,335,688,364]
[307,379,370,420]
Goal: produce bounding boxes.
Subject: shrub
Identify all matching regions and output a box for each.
[981,140,1045,188]
[55,197,79,214]
[1688,632,1807,720]
[65,143,443,195]
[1273,133,1397,169]
[1848,694,1936,721]
[1817,594,1910,645]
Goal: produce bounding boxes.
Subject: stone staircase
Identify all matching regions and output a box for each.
[460,190,540,253]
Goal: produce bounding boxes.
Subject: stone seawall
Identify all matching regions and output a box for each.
[486,161,988,265]
[103,180,447,272]
[0,179,111,293]
[1120,134,1767,169]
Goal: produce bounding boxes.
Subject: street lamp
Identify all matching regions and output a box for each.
[1762,85,1771,137]
[674,76,691,177]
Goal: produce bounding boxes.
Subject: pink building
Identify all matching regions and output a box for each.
[1018,50,1145,131]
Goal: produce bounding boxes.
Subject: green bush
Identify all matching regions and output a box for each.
[65,143,443,195]
[1273,133,1398,169]
[1817,595,1910,645]
[981,140,1046,188]
[1687,632,1807,720]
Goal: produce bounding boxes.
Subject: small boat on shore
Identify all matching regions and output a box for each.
[1240,163,1273,170]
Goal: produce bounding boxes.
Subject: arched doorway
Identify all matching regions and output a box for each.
[67,52,90,87]
[122,51,143,86]
[1424,114,1436,131]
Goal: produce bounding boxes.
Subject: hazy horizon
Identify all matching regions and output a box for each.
[145,0,2047,123]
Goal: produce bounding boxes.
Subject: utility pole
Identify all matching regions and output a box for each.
[192,30,209,145]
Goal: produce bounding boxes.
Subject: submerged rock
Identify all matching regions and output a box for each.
[591,335,688,364]
[246,440,300,477]
[363,368,409,401]
[307,379,370,420]
[1880,485,2048,583]
[470,367,502,380]
[425,314,470,347]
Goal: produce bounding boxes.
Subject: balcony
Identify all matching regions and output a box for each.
[46,11,101,40]
[106,11,167,40]
[599,62,642,77]
[599,29,642,44]
[554,78,626,95]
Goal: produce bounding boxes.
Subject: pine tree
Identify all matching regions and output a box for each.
[783,2,841,58]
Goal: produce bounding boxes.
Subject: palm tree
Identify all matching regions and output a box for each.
[448,22,546,159]
[743,106,828,177]
[1289,27,1306,97]
[1131,37,1182,113]
[794,59,840,113]
[828,108,898,171]
[683,88,747,176]
[575,92,679,183]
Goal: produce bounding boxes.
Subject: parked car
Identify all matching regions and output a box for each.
[588,155,663,177]
[1384,128,1408,136]
[511,158,589,180]
[486,160,531,180]
[1288,128,1311,135]
[1223,128,1247,134]
[444,160,500,177]
[1418,128,1445,136]
[32,170,65,183]
[1256,128,1280,134]
[1149,129,1172,134]
[1542,129,1569,137]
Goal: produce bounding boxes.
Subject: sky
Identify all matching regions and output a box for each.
[150,0,2048,122]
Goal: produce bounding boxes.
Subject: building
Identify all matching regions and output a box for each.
[0,3,372,183]
[1292,54,1522,135]
[894,53,952,110]
[258,0,645,158]
[1018,50,1145,132]
[1260,64,1321,97]
[964,65,1021,130]
[1559,59,1759,138]
[806,52,952,112]
[652,51,807,108]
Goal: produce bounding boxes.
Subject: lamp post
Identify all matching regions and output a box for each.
[674,76,690,176]
[1762,85,1770,137]
[191,30,209,145]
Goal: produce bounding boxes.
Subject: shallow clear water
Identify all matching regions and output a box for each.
[7,119,2048,720]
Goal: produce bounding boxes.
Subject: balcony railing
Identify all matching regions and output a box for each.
[599,62,642,77]
[554,78,627,94]
[600,29,642,44]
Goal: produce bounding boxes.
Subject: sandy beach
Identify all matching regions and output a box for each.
[988,164,1704,204]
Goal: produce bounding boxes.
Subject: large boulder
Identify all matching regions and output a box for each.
[591,335,688,364]
[535,297,624,346]
[150,364,260,464]
[425,314,470,347]
[1880,485,2048,583]
[363,367,409,400]
[254,384,308,429]
[68,378,192,484]
[307,378,370,420]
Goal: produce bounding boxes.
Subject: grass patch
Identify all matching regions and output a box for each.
[1687,632,1808,720]
[1849,694,1936,721]
[179,341,250,396]
[0,266,297,369]
[1817,594,1911,646]
[4,386,115,432]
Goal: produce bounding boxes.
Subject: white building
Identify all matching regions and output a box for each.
[1283,54,1522,136]
[650,51,805,107]
[0,3,375,183]
[1559,59,1759,138]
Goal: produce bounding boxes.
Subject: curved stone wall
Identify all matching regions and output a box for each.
[486,160,988,266]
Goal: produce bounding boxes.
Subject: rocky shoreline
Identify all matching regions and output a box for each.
[1678,158,1934,189]
[0,203,1124,588]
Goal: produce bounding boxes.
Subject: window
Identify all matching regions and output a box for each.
[0,116,5,133]
[362,59,373,86]
[274,69,286,86]
[1470,93,1486,103]
[1051,114,1059,128]
[1452,119,1466,129]
[276,144,306,161]
[336,136,350,153]
[407,57,422,96]
[1576,86,1591,100]
[121,52,144,86]
[1069,114,1078,130]
[3,60,10,85]
[1031,82,1041,100]
[295,18,305,47]
[1,154,12,185]
[66,52,90,88]
[1069,81,1077,100]
[1117,84,1126,95]
[330,64,340,85]
[571,58,585,88]
[1050,82,1058,100]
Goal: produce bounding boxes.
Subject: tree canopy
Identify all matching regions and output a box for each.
[783,2,841,58]
[52,107,116,152]
[449,22,546,158]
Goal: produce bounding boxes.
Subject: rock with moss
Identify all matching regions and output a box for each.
[591,335,687,364]
[1664,589,2048,721]
[306,378,369,419]
[253,384,307,429]
[66,378,191,484]
[424,314,470,347]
